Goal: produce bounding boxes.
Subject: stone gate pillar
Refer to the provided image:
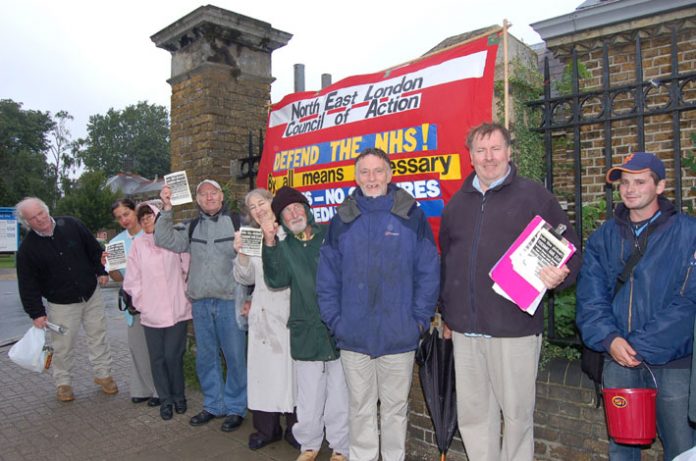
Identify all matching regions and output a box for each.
[151,5,291,212]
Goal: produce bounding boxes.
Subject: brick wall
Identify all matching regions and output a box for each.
[404,12,695,461]
[545,17,696,216]
[407,358,664,460]
[153,6,290,218]
[169,64,270,217]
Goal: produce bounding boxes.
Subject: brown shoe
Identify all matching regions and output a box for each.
[94,376,119,395]
[329,451,347,461]
[57,385,74,402]
[296,450,318,461]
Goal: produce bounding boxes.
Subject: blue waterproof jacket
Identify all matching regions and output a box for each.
[576,197,696,365]
[317,185,440,358]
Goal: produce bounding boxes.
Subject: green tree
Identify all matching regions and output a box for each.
[56,171,119,233]
[77,101,170,179]
[47,110,80,208]
[0,99,56,206]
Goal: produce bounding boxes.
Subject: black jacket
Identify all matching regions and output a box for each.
[17,216,107,319]
[439,165,582,337]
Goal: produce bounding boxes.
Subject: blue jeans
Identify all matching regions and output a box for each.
[603,359,696,460]
[192,298,247,417]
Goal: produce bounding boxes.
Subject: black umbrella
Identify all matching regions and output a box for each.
[415,325,458,461]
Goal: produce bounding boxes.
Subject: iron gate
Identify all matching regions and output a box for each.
[528,21,696,342]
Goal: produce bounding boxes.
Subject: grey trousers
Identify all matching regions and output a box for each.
[127,313,157,398]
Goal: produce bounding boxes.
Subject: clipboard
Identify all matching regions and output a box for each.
[489,215,576,315]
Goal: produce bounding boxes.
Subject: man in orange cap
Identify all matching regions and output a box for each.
[577,152,696,459]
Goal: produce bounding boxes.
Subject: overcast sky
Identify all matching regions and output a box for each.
[1,0,581,140]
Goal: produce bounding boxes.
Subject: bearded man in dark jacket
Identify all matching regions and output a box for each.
[262,186,349,461]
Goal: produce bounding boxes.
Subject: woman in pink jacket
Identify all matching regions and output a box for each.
[124,203,192,421]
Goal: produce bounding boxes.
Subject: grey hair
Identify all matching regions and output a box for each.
[354,148,392,172]
[243,188,274,227]
[15,197,49,229]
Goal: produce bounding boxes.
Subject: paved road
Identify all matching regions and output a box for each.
[0,271,31,347]
[0,268,329,461]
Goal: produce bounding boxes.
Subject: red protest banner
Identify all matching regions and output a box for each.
[258,31,500,239]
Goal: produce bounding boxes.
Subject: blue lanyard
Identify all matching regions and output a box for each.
[632,211,661,238]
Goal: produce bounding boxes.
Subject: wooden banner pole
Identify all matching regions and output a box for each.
[503,19,511,129]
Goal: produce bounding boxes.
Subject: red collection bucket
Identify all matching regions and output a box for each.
[603,363,657,445]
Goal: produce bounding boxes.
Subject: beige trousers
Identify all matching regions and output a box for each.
[451,333,542,461]
[341,350,415,461]
[46,288,113,387]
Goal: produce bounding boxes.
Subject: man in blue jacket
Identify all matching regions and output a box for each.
[318,148,440,461]
[576,152,696,460]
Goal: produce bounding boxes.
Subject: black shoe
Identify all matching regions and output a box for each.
[221,414,244,432]
[248,431,281,450]
[189,410,220,426]
[284,428,301,450]
[174,400,187,414]
[131,397,149,404]
[160,404,173,421]
[147,398,161,407]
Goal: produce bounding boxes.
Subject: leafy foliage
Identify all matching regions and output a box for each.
[55,171,119,233]
[539,339,581,370]
[494,59,545,183]
[77,101,170,179]
[539,196,616,369]
[683,133,696,214]
[554,61,592,96]
[0,99,56,206]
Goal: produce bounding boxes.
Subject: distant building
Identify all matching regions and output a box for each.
[105,172,164,202]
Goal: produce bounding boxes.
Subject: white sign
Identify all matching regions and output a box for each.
[164,171,193,206]
[105,240,127,271]
[239,227,263,257]
[0,217,18,252]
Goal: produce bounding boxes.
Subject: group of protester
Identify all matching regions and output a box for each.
[14,121,696,461]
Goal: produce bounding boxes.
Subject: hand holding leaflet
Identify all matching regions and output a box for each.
[105,240,127,271]
[164,171,193,206]
[489,216,576,315]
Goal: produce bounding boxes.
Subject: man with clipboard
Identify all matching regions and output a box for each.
[439,122,581,461]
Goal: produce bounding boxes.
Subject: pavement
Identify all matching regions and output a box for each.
[0,268,330,461]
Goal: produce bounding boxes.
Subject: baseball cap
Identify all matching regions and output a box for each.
[196,179,222,193]
[606,152,666,183]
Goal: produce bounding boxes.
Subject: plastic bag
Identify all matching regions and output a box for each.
[8,326,47,373]
[675,446,696,461]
